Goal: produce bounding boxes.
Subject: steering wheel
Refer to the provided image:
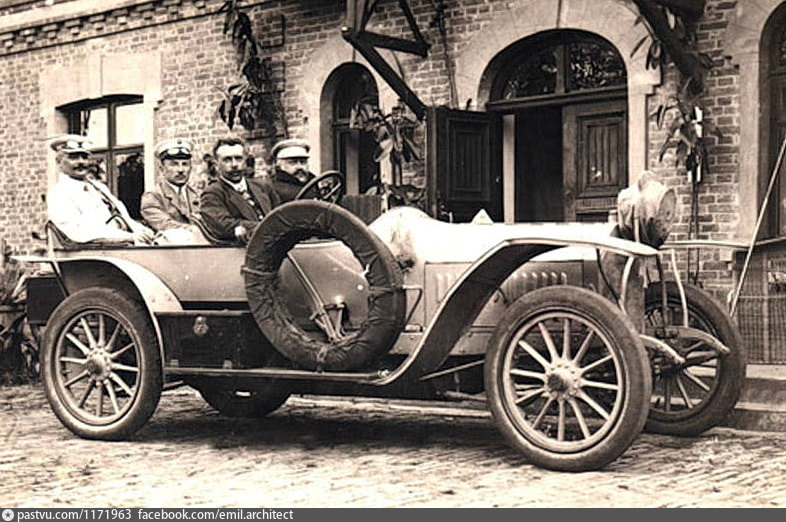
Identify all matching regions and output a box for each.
[295,170,345,204]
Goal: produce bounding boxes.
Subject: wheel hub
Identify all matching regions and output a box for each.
[545,361,580,398]
[86,350,112,381]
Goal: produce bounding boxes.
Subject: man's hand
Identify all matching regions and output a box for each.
[133,226,156,245]
[234,225,249,244]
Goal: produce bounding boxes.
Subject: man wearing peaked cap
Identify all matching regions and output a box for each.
[267,137,317,204]
[46,134,155,245]
[140,137,204,243]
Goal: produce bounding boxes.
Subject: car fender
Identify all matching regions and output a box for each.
[375,234,657,386]
[20,255,181,366]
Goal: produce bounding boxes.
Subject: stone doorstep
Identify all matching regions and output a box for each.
[723,363,786,432]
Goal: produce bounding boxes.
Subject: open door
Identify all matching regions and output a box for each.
[563,100,628,222]
[427,106,501,222]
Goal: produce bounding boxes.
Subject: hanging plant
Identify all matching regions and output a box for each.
[630,0,717,177]
[652,77,722,175]
[216,0,287,137]
[350,98,422,187]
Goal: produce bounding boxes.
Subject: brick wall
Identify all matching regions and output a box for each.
[643,0,740,293]
[0,0,746,280]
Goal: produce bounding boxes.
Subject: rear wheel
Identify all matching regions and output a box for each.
[644,282,745,435]
[198,383,290,418]
[485,286,651,471]
[41,288,162,440]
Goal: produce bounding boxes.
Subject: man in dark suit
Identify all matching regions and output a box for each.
[200,136,280,244]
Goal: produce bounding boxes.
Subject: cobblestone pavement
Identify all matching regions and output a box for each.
[1,384,786,508]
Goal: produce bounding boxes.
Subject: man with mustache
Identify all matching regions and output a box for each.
[267,138,316,204]
[199,136,279,244]
[47,134,155,245]
[140,137,204,243]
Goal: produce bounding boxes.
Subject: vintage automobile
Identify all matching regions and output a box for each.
[20,173,745,472]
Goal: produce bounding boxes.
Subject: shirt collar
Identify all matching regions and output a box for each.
[165,180,188,195]
[220,176,248,193]
[59,172,97,189]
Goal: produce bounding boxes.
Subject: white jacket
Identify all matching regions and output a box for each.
[47,173,145,243]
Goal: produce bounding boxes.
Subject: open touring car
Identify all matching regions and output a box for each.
[19,173,745,471]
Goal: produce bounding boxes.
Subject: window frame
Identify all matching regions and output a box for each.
[61,95,145,218]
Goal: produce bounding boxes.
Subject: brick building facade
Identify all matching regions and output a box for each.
[1,0,784,361]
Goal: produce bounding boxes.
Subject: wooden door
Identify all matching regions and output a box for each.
[427,106,502,222]
[563,100,628,222]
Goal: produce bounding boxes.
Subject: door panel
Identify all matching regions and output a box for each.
[563,100,627,221]
[427,107,502,222]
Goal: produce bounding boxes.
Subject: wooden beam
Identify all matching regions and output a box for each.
[356,31,429,57]
[342,28,427,120]
[399,0,428,49]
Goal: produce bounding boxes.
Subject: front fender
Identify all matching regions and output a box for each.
[374,235,657,386]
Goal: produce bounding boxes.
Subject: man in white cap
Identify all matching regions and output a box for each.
[268,138,316,204]
[47,134,155,245]
[140,138,202,239]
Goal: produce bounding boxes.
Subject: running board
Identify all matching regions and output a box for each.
[165,366,382,383]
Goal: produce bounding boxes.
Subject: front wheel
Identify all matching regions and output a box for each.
[485,286,651,471]
[41,288,162,440]
[644,282,746,436]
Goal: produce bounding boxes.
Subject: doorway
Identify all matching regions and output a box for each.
[487,30,628,223]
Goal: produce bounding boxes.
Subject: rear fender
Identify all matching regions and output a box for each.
[36,256,181,367]
[375,235,657,385]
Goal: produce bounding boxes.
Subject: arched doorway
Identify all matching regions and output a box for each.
[486,30,628,222]
[320,63,380,195]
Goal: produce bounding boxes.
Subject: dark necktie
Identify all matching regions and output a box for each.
[85,179,130,231]
[239,185,264,219]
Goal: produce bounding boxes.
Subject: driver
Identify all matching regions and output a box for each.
[267,138,316,204]
[47,134,155,245]
[200,136,279,244]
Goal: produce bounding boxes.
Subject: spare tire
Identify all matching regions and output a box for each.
[244,200,406,371]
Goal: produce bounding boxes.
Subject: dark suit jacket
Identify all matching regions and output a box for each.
[140,181,200,232]
[269,168,315,204]
[200,177,280,242]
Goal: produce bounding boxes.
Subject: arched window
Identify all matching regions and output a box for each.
[492,31,626,102]
[325,64,380,195]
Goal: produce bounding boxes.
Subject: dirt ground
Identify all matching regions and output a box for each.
[2,384,786,508]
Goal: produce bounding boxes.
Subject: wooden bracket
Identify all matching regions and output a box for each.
[343,0,430,120]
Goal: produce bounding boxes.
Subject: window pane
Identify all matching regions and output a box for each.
[567,41,626,91]
[83,107,108,149]
[334,69,378,120]
[88,153,108,184]
[115,103,145,146]
[501,49,558,99]
[115,150,144,219]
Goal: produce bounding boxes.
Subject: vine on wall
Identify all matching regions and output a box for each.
[216,0,287,138]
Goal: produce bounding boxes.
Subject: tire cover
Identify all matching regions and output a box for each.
[244,200,406,371]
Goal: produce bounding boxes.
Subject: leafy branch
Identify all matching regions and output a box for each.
[631,0,717,176]
[216,0,286,136]
[651,77,722,175]
[350,98,422,187]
